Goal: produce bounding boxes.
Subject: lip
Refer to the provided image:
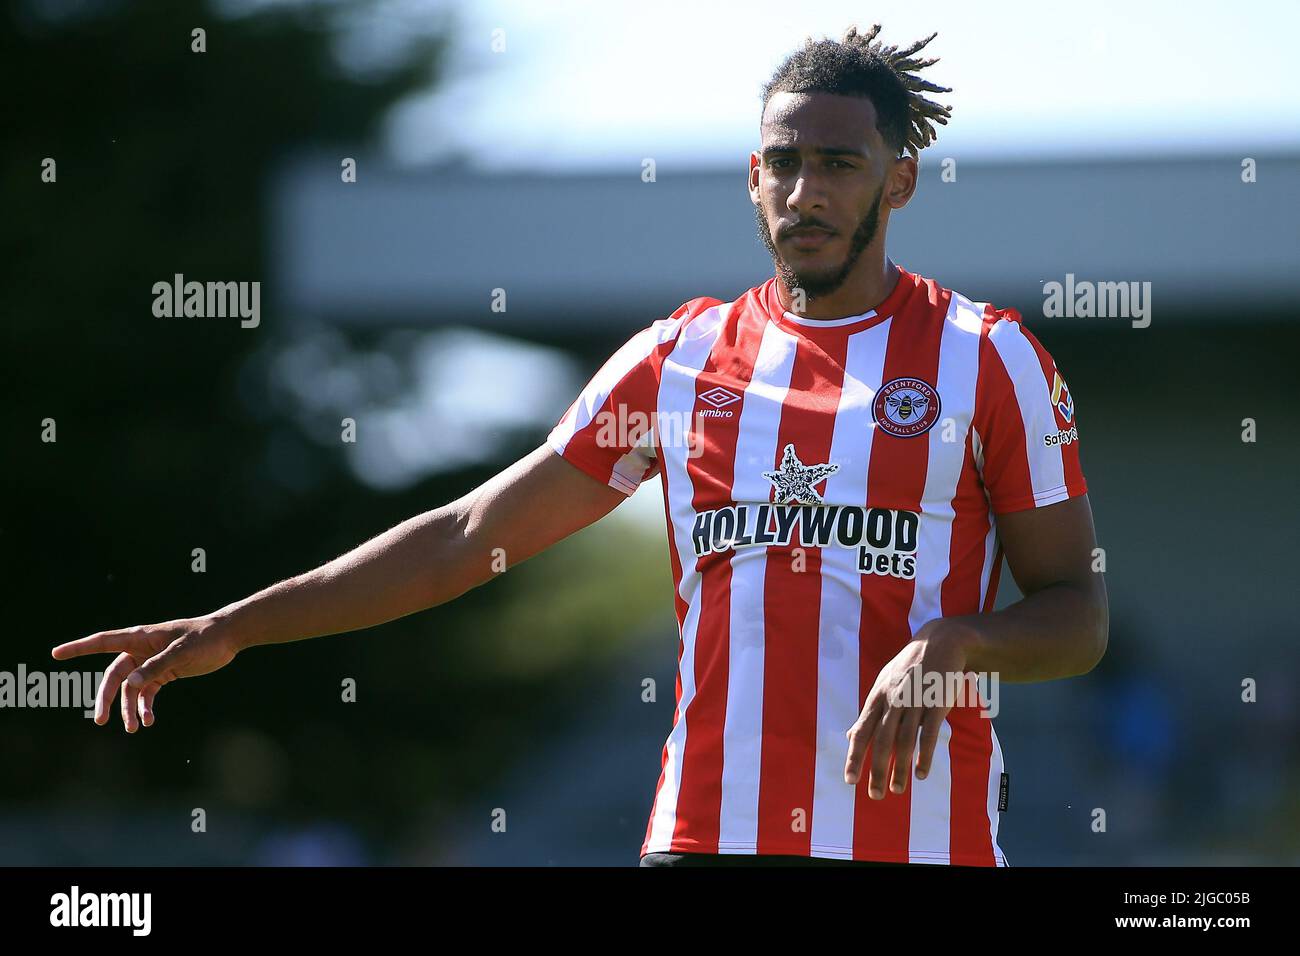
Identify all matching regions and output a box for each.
[784,229,835,250]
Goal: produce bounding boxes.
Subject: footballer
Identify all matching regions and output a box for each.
[53,24,1108,867]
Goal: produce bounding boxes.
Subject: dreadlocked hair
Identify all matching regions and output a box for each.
[760,24,953,160]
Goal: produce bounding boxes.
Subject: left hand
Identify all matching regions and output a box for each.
[843,618,977,798]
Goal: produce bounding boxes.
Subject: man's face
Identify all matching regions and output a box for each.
[751,91,899,303]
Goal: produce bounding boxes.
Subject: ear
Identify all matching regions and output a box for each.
[748,151,762,204]
[885,153,919,209]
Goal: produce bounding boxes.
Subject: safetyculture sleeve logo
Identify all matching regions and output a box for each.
[872,377,941,437]
[1050,369,1074,424]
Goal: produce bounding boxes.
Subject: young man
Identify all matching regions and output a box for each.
[53,25,1107,867]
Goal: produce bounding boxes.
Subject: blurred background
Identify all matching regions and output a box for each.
[2,0,1298,865]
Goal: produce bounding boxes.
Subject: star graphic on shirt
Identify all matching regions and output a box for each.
[762,443,839,505]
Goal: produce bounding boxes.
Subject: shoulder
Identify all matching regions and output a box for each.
[907,271,1020,339]
[672,294,728,321]
[914,271,1056,360]
[600,293,731,378]
[634,291,736,349]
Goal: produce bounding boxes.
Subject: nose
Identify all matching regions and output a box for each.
[786,167,827,214]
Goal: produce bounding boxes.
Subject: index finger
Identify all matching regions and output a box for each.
[914,707,947,780]
[52,629,143,660]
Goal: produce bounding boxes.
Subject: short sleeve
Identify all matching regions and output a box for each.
[973,307,1088,514]
[547,305,698,496]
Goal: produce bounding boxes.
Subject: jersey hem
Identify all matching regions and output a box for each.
[546,431,638,496]
[641,838,1008,867]
[989,478,1087,515]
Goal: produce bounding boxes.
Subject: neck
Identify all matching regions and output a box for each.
[776,254,901,320]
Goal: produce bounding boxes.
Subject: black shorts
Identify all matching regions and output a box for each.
[639,851,910,867]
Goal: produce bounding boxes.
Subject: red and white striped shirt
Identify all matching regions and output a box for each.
[548,266,1086,865]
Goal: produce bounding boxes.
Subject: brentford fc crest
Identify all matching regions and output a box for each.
[872,377,941,438]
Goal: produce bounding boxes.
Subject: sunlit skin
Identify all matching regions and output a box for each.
[50,86,1107,818]
[750,90,917,318]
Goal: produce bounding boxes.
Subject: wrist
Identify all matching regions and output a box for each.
[926,616,984,673]
[206,602,259,653]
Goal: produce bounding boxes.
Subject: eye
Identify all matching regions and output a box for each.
[770,158,795,169]
[829,160,853,169]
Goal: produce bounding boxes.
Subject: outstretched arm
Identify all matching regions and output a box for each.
[51,444,628,732]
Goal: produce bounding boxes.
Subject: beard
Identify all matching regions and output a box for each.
[755,182,885,305]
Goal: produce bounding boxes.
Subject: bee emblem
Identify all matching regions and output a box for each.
[873,377,941,438]
[886,392,929,421]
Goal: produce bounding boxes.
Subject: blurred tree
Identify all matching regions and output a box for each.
[0,0,672,863]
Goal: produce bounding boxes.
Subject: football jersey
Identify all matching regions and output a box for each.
[547,265,1087,865]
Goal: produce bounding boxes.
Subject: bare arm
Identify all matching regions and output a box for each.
[948,493,1109,681]
[51,444,628,731]
[216,443,628,650]
[844,494,1109,796]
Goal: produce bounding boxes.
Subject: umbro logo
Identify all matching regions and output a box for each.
[697,386,742,419]
[700,387,742,409]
